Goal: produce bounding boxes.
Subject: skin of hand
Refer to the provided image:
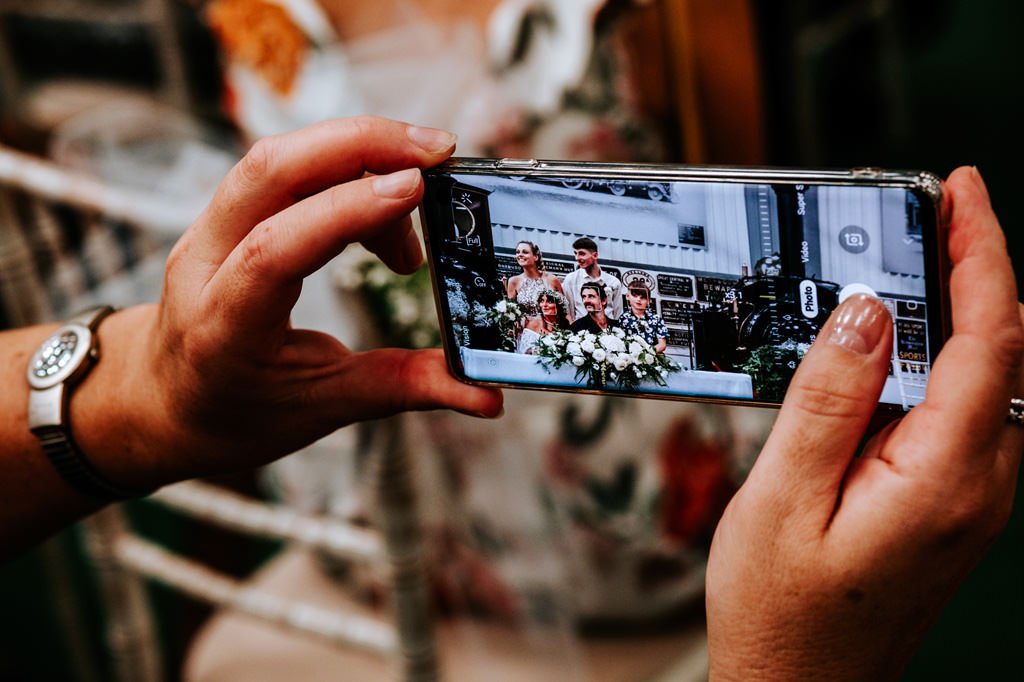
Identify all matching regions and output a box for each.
[71,117,504,491]
[705,167,1023,681]
[103,116,503,485]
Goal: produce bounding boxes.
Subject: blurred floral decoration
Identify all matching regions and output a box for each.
[540,400,742,623]
[333,244,440,349]
[205,0,309,96]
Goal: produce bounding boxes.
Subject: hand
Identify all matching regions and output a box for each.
[75,117,503,489]
[705,167,1023,680]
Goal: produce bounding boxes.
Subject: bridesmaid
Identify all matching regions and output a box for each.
[506,241,566,318]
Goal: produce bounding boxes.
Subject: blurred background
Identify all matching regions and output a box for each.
[0,0,1021,680]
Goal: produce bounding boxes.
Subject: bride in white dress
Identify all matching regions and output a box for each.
[516,289,572,353]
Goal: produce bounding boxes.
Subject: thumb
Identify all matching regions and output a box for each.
[318,348,504,422]
[748,294,893,515]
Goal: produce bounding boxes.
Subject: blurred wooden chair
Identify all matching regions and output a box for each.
[86,419,436,682]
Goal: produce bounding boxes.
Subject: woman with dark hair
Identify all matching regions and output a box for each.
[506,240,565,317]
[516,289,571,354]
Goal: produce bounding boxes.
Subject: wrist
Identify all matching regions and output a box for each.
[707,621,908,682]
[70,304,178,492]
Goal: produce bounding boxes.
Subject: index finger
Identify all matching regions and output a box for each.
[192,116,457,265]
[900,167,1024,464]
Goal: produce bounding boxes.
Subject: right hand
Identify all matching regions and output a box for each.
[77,117,504,489]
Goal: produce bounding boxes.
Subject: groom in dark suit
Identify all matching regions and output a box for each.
[569,282,620,334]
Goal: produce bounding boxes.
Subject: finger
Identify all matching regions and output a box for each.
[993,303,1024,473]
[209,168,425,333]
[897,168,1024,467]
[747,295,893,514]
[317,348,504,421]
[989,307,1024,531]
[193,117,457,265]
[363,213,423,275]
[947,167,1020,346]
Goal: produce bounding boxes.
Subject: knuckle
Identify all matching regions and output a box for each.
[237,136,278,186]
[163,237,190,277]
[318,115,381,147]
[237,220,280,282]
[324,184,350,220]
[179,326,211,370]
[347,115,382,138]
[787,381,865,421]
[991,324,1024,369]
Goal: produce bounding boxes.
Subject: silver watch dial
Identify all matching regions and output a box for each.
[27,324,93,389]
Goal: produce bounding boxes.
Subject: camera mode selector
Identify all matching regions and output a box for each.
[839,282,878,304]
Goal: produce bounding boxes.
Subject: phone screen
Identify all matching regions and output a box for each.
[422,167,944,409]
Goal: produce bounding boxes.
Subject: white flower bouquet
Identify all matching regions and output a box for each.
[532,327,681,390]
[484,299,527,351]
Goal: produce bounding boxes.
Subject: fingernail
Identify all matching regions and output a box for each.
[827,294,890,355]
[372,168,420,199]
[467,404,504,419]
[478,406,505,419]
[407,126,457,154]
[971,166,991,204]
[399,229,424,271]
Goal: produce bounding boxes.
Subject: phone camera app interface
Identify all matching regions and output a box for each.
[428,172,931,409]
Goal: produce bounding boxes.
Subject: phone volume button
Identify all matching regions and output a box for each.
[495,158,539,169]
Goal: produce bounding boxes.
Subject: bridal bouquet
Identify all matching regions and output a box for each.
[533,327,681,390]
[484,299,526,352]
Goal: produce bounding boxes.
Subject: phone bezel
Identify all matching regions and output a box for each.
[420,158,950,412]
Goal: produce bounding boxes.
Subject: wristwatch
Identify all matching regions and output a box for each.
[27,306,146,501]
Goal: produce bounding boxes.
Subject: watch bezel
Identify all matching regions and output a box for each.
[27,323,95,390]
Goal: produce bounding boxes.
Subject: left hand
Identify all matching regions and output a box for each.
[705,167,1023,680]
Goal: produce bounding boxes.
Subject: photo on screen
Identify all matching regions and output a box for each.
[424,171,932,408]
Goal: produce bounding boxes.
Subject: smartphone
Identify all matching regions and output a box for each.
[420,158,950,411]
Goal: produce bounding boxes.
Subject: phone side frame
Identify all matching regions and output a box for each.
[420,158,951,412]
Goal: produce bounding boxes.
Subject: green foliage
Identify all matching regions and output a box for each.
[738,343,807,402]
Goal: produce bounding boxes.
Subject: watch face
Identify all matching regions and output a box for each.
[27,324,93,389]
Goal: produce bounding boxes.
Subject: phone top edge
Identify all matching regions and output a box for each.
[429,157,941,188]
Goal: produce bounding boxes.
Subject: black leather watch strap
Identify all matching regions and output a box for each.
[35,425,145,501]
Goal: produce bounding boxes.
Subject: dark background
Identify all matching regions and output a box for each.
[755,1,1024,678]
